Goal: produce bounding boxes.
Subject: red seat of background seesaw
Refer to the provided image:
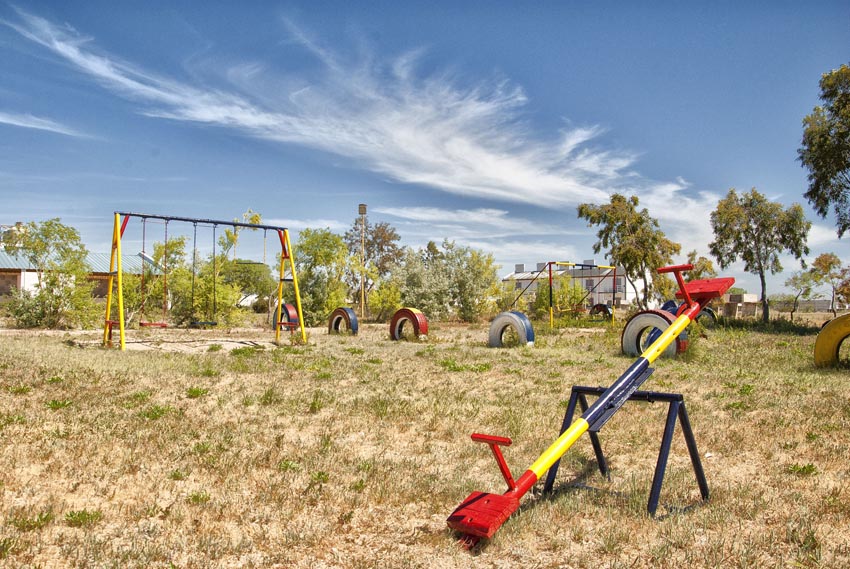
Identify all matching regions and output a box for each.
[675,277,735,305]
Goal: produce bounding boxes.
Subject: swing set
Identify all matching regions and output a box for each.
[510,261,619,327]
[103,211,305,350]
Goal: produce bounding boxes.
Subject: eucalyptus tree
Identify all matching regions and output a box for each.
[810,252,844,317]
[578,193,680,309]
[709,188,810,322]
[799,63,850,237]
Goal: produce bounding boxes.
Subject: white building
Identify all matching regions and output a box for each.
[0,251,150,297]
[502,260,637,308]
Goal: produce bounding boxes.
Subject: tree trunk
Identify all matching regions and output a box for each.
[760,271,769,323]
[831,287,837,317]
[791,290,801,323]
[628,277,643,310]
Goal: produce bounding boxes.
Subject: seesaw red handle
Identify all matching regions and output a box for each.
[657,264,694,306]
[471,433,516,491]
[656,263,693,274]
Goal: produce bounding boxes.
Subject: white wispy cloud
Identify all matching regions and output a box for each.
[632,178,722,261]
[806,222,842,248]
[463,239,582,272]
[375,206,581,238]
[263,217,348,232]
[0,111,85,137]
[4,8,662,208]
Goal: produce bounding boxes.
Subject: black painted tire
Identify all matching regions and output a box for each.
[589,303,613,320]
[695,306,718,327]
[389,308,428,341]
[328,307,359,335]
[621,309,685,358]
[488,311,535,348]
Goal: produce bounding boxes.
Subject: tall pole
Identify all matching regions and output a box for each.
[359,203,367,319]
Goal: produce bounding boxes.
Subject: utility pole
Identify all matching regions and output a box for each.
[359,204,367,319]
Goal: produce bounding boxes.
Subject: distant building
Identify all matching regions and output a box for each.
[0,252,39,295]
[85,253,152,297]
[502,260,636,307]
[0,251,151,297]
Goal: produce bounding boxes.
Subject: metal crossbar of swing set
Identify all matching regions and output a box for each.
[115,211,291,233]
[446,264,734,542]
[102,212,306,350]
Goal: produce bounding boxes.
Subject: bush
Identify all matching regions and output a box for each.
[7,288,45,328]
[368,281,402,322]
[4,219,98,329]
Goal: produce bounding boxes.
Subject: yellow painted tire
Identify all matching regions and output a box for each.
[814,313,850,367]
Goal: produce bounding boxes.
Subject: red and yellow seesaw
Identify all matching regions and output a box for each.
[447,264,734,541]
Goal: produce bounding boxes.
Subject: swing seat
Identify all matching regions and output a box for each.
[190,321,218,328]
[140,321,168,328]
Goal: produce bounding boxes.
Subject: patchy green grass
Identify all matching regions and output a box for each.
[45,399,72,410]
[8,511,53,532]
[0,321,848,567]
[185,386,210,399]
[64,509,102,528]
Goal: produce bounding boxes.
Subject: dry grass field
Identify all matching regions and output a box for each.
[1,318,849,568]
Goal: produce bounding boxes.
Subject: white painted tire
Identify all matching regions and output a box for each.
[489,311,534,348]
[621,309,684,358]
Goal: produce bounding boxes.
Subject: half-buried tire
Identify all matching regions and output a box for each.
[328,307,359,335]
[489,311,535,348]
[814,313,850,367]
[589,303,613,320]
[696,306,718,327]
[621,309,686,358]
[278,303,299,331]
[389,308,428,341]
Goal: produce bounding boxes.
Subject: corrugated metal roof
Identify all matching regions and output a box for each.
[0,251,153,274]
[85,252,149,274]
[0,251,34,270]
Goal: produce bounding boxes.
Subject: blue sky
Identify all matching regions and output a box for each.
[1,2,849,296]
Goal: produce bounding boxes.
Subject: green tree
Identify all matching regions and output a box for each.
[493,280,527,314]
[578,194,680,309]
[709,188,811,322]
[217,209,263,260]
[4,218,97,328]
[537,274,588,319]
[188,258,244,326]
[292,228,350,326]
[784,270,819,322]
[685,250,718,281]
[837,267,850,309]
[441,241,499,322]
[392,245,451,320]
[343,217,403,312]
[220,259,276,311]
[387,240,499,322]
[367,281,402,322]
[140,236,188,324]
[145,236,240,326]
[810,252,844,317]
[798,64,850,237]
